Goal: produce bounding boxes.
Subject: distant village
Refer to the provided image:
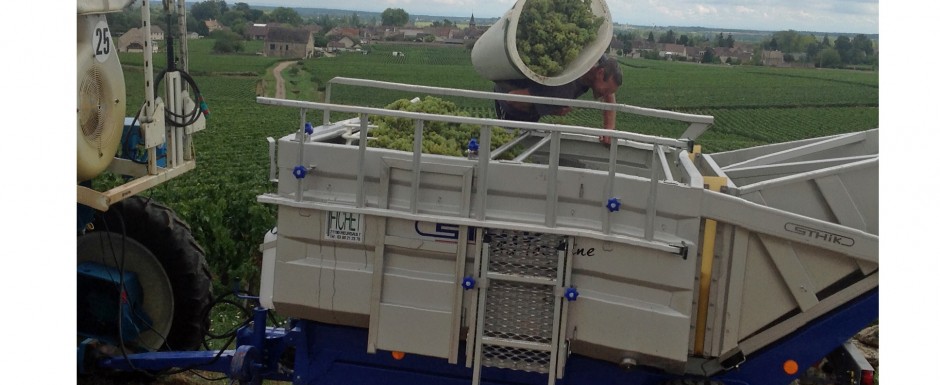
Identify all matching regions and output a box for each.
[115,13,806,68]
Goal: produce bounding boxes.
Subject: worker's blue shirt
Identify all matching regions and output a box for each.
[494,78,591,122]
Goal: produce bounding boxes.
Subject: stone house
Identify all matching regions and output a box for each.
[326,27,360,40]
[608,38,624,56]
[117,27,158,53]
[426,27,455,41]
[205,19,223,33]
[264,27,315,58]
[761,50,785,66]
[326,41,345,53]
[399,28,423,40]
[246,24,268,40]
[150,25,164,41]
[660,43,687,59]
[333,36,357,49]
[450,26,485,41]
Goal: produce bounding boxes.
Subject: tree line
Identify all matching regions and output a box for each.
[763,30,875,68]
[111,1,876,68]
[615,28,876,68]
[108,1,414,54]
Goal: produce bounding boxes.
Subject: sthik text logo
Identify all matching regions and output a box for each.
[784,223,855,247]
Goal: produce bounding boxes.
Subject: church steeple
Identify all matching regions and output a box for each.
[469,13,476,30]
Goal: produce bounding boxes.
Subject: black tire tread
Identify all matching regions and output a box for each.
[94,196,213,351]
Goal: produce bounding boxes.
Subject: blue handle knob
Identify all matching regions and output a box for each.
[462,276,476,290]
[293,166,307,179]
[468,138,479,151]
[606,198,621,212]
[564,287,579,301]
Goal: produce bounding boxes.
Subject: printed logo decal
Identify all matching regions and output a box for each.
[784,223,854,247]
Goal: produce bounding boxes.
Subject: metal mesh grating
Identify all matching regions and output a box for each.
[483,280,555,343]
[488,230,564,279]
[481,344,551,373]
[79,65,107,148]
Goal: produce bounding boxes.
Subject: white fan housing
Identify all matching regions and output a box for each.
[77,13,126,182]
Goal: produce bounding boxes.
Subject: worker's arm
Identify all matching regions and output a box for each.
[600,92,616,145]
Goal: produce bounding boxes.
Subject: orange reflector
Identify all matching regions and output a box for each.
[783,359,799,375]
[392,351,405,360]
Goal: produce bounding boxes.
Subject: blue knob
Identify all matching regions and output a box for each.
[468,138,479,151]
[293,166,307,179]
[462,276,476,290]
[304,122,314,135]
[606,198,621,212]
[564,287,579,301]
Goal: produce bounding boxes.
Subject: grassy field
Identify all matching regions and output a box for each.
[98,39,878,384]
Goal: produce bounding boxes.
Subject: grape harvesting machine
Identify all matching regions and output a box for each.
[77,1,877,385]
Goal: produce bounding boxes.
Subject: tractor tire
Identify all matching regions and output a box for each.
[92,196,213,351]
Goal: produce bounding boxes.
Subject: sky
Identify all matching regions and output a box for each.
[248,0,880,35]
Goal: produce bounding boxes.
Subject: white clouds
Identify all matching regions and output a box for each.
[430,0,473,6]
[620,0,877,33]
[382,0,413,7]
[250,0,879,34]
[731,5,759,16]
[691,4,719,17]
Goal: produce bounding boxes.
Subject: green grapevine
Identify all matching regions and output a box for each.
[369,96,520,158]
[516,0,604,77]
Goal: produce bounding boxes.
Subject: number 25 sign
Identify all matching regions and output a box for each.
[93,19,113,63]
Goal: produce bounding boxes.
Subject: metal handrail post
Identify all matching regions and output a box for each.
[357,114,368,207]
[323,82,332,125]
[546,131,561,227]
[476,126,492,221]
[603,141,619,234]
[644,145,661,240]
[411,120,424,214]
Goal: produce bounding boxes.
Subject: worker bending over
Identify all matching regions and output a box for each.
[493,54,622,145]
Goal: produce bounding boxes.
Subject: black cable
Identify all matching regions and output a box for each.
[154,68,205,128]
[150,7,203,129]
[144,274,259,375]
[120,6,208,168]
[189,370,231,382]
[96,209,157,379]
[204,295,253,340]
[267,308,284,329]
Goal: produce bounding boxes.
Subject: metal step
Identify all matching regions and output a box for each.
[472,229,570,385]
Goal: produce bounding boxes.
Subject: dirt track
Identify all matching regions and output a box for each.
[272,61,298,99]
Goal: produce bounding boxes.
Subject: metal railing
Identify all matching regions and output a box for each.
[256,78,715,253]
[323,77,715,140]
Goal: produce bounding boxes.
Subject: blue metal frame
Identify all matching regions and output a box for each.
[714,287,878,385]
[120,117,166,166]
[94,288,877,385]
[77,262,148,346]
